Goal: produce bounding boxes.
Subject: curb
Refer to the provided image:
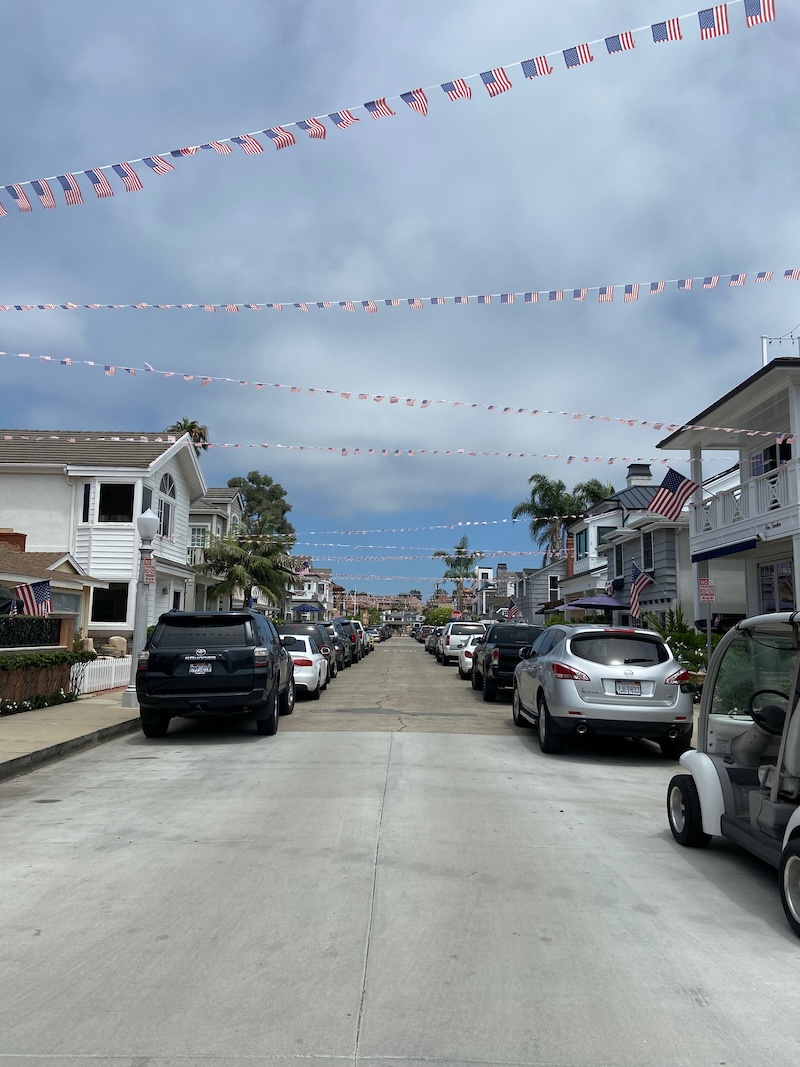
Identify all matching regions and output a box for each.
[0,718,140,783]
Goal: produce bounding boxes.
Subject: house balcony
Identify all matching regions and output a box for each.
[573,553,604,576]
[187,546,206,566]
[691,460,800,556]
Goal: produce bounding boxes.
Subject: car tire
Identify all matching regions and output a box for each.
[660,736,692,759]
[471,669,482,691]
[458,665,467,680]
[310,679,321,700]
[482,676,497,702]
[512,687,531,728]
[256,687,279,735]
[667,774,711,847]
[279,675,295,716]
[780,839,800,938]
[321,669,328,692]
[440,655,449,666]
[140,714,170,738]
[537,695,563,754]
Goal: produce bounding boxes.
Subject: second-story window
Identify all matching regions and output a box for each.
[158,473,176,537]
[575,529,588,560]
[614,544,624,578]
[549,575,560,598]
[190,526,207,548]
[98,483,134,523]
[642,531,654,571]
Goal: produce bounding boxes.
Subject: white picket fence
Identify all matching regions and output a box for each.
[71,656,132,695]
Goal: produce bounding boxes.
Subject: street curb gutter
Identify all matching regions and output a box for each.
[0,718,140,783]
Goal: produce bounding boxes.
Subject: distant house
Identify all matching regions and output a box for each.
[186,487,245,611]
[0,431,206,642]
[285,559,334,620]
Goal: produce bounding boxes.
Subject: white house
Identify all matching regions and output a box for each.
[285,559,335,621]
[0,431,206,642]
[186,487,245,611]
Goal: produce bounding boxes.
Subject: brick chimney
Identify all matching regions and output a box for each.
[0,529,26,552]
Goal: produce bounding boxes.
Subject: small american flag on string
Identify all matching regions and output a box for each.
[202,304,216,312]
[104,365,116,377]
[745,0,776,26]
[478,295,492,304]
[525,292,539,303]
[6,184,32,211]
[111,162,143,192]
[599,286,614,303]
[522,55,554,77]
[652,18,682,42]
[200,141,233,153]
[624,284,639,302]
[408,297,423,310]
[264,127,296,149]
[574,288,587,301]
[13,581,52,616]
[480,68,512,96]
[430,297,445,305]
[31,179,56,209]
[340,301,355,311]
[549,290,563,302]
[678,278,693,291]
[756,271,774,283]
[699,5,729,39]
[501,293,514,305]
[294,303,310,313]
[441,79,472,101]
[329,110,359,129]
[266,303,282,310]
[563,44,594,67]
[318,301,333,309]
[297,118,326,139]
[225,304,240,313]
[143,155,175,173]
[365,98,395,118]
[729,273,746,286]
[362,300,377,313]
[455,295,469,304]
[57,174,84,204]
[785,269,800,281]
[400,89,428,115]
[231,134,264,154]
[703,276,719,288]
[650,280,665,294]
[605,32,635,53]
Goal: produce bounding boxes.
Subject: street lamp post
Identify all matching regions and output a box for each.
[121,509,159,709]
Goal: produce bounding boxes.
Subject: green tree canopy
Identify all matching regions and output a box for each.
[227,470,296,544]
[167,417,209,457]
[432,535,483,613]
[424,606,454,627]
[511,475,612,564]
[195,529,294,608]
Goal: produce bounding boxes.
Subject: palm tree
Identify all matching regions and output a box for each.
[195,529,294,608]
[167,418,209,457]
[512,475,612,564]
[432,535,483,613]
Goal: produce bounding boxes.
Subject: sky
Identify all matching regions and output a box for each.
[0,0,796,597]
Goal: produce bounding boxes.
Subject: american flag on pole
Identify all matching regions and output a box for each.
[521,55,554,77]
[574,288,587,301]
[648,468,700,521]
[599,286,614,303]
[143,155,175,174]
[13,580,52,616]
[200,141,233,153]
[297,118,326,139]
[745,0,776,26]
[264,126,296,149]
[364,98,396,118]
[6,184,32,212]
[629,563,652,620]
[480,68,512,96]
[400,89,428,115]
[57,174,84,205]
[756,271,774,283]
[729,273,746,286]
[563,44,594,67]
[624,283,639,302]
[441,79,472,101]
[703,275,719,288]
[507,598,519,620]
[111,162,143,192]
[650,280,665,294]
[231,134,264,154]
[652,18,683,42]
[699,5,729,38]
[329,110,359,128]
[31,179,56,209]
[605,32,635,53]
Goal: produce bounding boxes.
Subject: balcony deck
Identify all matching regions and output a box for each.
[691,461,800,554]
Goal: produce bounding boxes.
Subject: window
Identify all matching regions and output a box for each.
[98,484,134,523]
[52,591,81,614]
[751,442,792,478]
[597,526,615,545]
[642,531,654,571]
[549,575,560,598]
[91,582,129,622]
[575,530,588,560]
[190,526,208,548]
[141,486,153,512]
[82,483,91,523]
[760,560,795,613]
[614,544,623,578]
[158,473,176,537]
[172,591,181,610]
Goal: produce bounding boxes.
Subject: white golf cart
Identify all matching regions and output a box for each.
[667,611,800,937]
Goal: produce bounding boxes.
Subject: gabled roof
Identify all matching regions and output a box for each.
[0,430,181,467]
[0,546,105,587]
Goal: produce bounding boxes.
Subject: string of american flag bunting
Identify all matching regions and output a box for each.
[0,353,794,443]
[0,1,775,218]
[3,267,796,314]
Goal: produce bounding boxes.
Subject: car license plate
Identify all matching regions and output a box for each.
[615,681,641,696]
[189,663,212,675]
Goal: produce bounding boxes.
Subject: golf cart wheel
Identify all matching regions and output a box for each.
[667,775,711,848]
[780,840,800,938]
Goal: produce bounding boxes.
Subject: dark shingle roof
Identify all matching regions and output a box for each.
[0,431,182,468]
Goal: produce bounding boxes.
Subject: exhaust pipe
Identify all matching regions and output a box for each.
[667,728,680,740]
[575,723,588,736]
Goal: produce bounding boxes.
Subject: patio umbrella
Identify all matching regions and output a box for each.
[293,603,321,612]
[564,594,630,610]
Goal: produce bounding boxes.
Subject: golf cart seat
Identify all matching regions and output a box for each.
[758,708,800,801]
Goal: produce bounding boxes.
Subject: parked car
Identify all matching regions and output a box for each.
[418,625,434,644]
[351,620,370,656]
[472,623,544,701]
[277,622,337,683]
[322,620,351,669]
[425,627,443,654]
[333,618,362,663]
[136,609,294,738]
[513,624,693,756]
[458,634,482,680]
[280,633,327,699]
[437,621,488,666]
[665,612,800,938]
[367,628,383,643]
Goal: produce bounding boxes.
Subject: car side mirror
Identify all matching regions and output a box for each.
[320,646,331,656]
[519,646,531,659]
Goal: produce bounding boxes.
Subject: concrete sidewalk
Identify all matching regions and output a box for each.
[0,689,139,782]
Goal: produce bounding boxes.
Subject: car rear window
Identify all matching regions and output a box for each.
[282,635,309,651]
[492,626,543,644]
[451,624,485,635]
[569,634,668,666]
[155,618,250,648]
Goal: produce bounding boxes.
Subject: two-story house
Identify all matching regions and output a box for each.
[186,487,245,611]
[658,356,800,622]
[284,559,335,620]
[0,431,206,643]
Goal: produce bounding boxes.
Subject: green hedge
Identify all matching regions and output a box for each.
[0,615,60,648]
[0,649,96,672]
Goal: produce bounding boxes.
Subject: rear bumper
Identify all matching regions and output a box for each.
[136,683,270,718]
[550,714,693,740]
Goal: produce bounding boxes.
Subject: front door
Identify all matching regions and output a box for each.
[760,560,795,613]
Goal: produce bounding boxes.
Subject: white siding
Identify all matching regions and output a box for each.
[146,455,193,565]
[0,473,74,549]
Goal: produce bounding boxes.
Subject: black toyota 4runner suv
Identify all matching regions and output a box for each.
[136,609,294,738]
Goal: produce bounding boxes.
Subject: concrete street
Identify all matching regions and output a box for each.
[2,637,800,1066]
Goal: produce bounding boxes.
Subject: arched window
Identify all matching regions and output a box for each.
[158,473,176,537]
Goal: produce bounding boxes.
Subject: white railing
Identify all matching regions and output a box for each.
[72,656,132,695]
[187,546,206,566]
[694,461,800,537]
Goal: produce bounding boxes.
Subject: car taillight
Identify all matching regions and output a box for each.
[665,668,690,685]
[445,636,451,646]
[292,657,314,667]
[465,650,473,659]
[137,650,149,670]
[253,646,269,665]
[492,648,499,662]
[551,662,590,682]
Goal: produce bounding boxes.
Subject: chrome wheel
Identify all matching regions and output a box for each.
[668,783,686,835]
[783,853,800,925]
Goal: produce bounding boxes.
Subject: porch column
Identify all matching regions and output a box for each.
[690,445,706,627]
